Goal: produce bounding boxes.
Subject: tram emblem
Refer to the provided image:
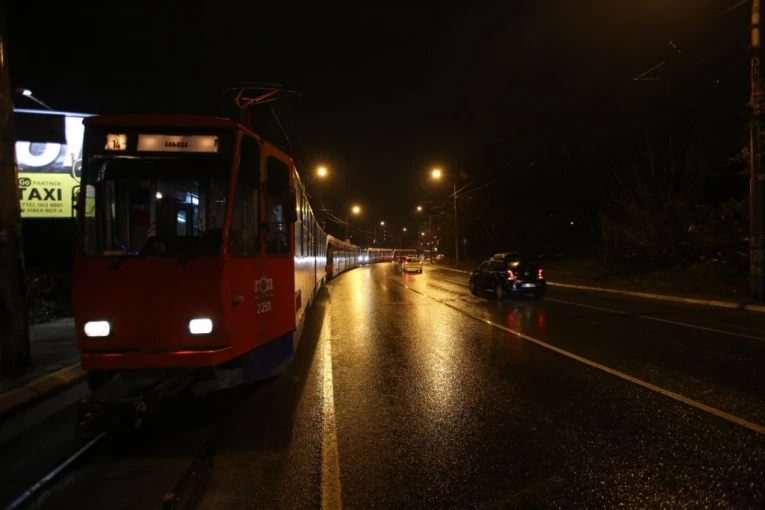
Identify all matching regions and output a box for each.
[254,277,274,298]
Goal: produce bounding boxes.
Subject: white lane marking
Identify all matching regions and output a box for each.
[545,297,765,343]
[393,281,765,435]
[321,315,343,510]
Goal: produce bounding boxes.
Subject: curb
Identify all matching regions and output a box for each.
[426,264,765,313]
[0,363,86,415]
[427,264,471,275]
[544,282,762,312]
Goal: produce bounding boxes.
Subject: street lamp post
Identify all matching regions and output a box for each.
[453,178,458,267]
[751,0,765,301]
[1,11,31,373]
[15,88,53,110]
[310,166,329,230]
[346,205,360,241]
[415,204,434,262]
[428,214,433,263]
[432,168,459,268]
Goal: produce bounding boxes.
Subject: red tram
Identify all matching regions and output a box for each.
[325,236,361,277]
[73,114,360,390]
[366,248,394,264]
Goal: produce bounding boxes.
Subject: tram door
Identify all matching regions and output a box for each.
[256,152,297,343]
[227,134,261,348]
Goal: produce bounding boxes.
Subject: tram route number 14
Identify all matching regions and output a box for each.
[257,301,272,314]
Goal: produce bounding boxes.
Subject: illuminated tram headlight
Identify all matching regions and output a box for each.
[188,318,214,335]
[83,320,111,338]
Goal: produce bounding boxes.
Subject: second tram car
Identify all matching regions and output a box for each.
[326,236,360,278]
[366,248,394,263]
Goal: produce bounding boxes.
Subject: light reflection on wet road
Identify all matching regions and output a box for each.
[331,263,765,508]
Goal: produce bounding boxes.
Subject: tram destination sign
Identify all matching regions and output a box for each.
[137,134,219,153]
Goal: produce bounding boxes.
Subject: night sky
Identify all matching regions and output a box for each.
[5,0,751,240]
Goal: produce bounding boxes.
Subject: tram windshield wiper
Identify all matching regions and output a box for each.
[175,230,223,269]
[175,237,204,270]
[108,247,138,271]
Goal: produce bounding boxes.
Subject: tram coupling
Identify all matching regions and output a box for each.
[77,370,197,436]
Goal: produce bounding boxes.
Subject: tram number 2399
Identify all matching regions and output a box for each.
[257,301,272,314]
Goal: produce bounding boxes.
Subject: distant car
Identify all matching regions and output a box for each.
[469,252,545,299]
[435,254,445,260]
[402,255,422,274]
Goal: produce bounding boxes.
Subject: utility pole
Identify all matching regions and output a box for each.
[751,0,765,301]
[345,214,349,242]
[453,179,459,268]
[0,6,31,373]
[429,214,433,263]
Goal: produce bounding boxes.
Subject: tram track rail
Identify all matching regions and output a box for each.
[5,431,108,510]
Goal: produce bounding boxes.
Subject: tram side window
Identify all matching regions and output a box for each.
[229,135,260,257]
[301,193,307,256]
[266,156,291,256]
[303,210,311,257]
[295,182,303,256]
[308,212,314,257]
[302,194,308,256]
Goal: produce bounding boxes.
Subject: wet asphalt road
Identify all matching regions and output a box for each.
[12,262,765,508]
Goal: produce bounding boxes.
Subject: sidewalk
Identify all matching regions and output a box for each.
[426,262,765,313]
[543,269,765,313]
[0,318,84,415]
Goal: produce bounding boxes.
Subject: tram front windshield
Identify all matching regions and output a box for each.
[81,157,231,257]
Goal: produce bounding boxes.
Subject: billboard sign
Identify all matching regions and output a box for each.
[15,109,92,219]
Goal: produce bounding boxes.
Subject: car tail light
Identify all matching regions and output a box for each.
[507,270,515,281]
[538,268,544,279]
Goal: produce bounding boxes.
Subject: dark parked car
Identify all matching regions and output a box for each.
[469,252,545,300]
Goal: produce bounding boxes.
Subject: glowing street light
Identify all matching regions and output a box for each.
[317,166,328,177]
[402,227,407,232]
[380,221,385,226]
[346,205,361,240]
[431,168,442,179]
[416,205,423,212]
[15,88,53,110]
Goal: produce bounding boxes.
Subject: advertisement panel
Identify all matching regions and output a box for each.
[16,111,90,219]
